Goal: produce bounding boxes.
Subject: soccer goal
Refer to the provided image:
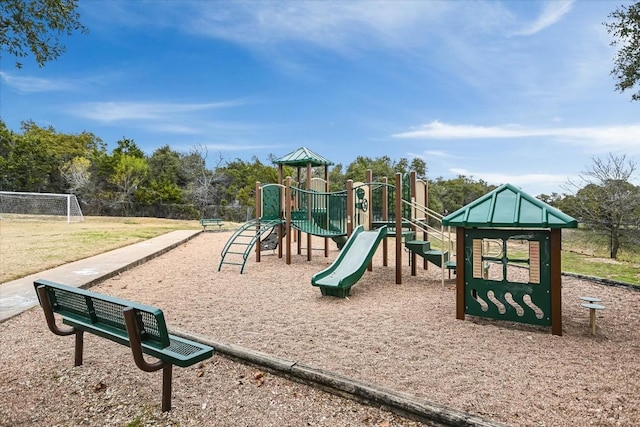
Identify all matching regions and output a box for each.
[0,191,84,223]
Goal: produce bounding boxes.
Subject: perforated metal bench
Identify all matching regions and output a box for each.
[34,279,214,412]
[199,218,224,230]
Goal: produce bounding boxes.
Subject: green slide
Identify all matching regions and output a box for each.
[311,225,387,298]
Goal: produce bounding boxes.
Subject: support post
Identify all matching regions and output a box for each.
[285,177,292,265]
[409,171,417,276]
[255,181,261,263]
[550,228,563,336]
[366,169,373,272]
[422,177,428,270]
[162,365,173,412]
[382,176,388,267]
[395,173,402,284]
[74,330,84,367]
[307,162,312,262]
[346,180,353,237]
[325,164,330,258]
[456,227,466,320]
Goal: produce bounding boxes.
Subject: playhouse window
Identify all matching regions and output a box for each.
[473,237,538,284]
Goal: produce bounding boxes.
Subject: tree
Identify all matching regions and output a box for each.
[217,156,278,208]
[113,137,145,159]
[328,163,346,192]
[136,145,188,208]
[431,175,496,215]
[61,156,91,195]
[0,0,87,68]
[182,145,228,217]
[110,155,149,216]
[0,120,101,192]
[605,2,640,101]
[565,153,640,258]
[344,155,426,182]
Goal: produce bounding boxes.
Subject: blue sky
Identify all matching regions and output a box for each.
[2,0,639,197]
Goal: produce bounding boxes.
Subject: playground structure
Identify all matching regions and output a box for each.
[442,183,578,336]
[219,148,581,334]
[218,147,454,289]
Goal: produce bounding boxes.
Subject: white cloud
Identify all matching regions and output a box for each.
[448,167,575,196]
[68,100,247,122]
[451,168,567,185]
[0,72,76,93]
[512,1,575,36]
[395,121,535,139]
[189,2,449,54]
[417,150,451,158]
[393,121,640,155]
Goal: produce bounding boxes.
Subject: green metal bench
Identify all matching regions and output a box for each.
[33,279,213,412]
[199,218,224,230]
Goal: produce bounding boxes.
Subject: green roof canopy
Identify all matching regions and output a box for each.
[442,183,578,229]
[272,147,334,167]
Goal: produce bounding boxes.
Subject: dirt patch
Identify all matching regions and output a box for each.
[2,232,640,426]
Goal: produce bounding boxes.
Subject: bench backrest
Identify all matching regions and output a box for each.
[34,279,170,349]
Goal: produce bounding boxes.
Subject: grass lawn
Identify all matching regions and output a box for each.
[0,216,203,283]
[562,228,640,285]
[1,217,638,286]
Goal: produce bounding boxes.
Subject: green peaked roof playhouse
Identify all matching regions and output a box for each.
[442,183,578,336]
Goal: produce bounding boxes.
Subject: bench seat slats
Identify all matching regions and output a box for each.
[63,318,212,367]
[34,279,213,367]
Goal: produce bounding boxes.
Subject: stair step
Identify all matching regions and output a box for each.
[410,250,450,267]
[405,240,431,253]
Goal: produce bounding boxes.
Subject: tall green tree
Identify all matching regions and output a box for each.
[0,120,103,193]
[0,0,87,68]
[605,2,640,100]
[430,175,496,215]
[328,163,346,192]
[113,137,145,159]
[344,155,426,182]
[110,155,149,216]
[218,156,278,208]
[136,145,187,207]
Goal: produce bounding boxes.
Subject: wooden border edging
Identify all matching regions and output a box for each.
[561,272,639,291]
[172,330,509,427]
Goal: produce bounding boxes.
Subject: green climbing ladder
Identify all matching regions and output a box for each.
[218,218,283,273]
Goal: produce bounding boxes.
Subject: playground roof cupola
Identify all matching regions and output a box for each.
[442,183,578,229]
[272,147,334,167]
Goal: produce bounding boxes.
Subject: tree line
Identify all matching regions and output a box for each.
[0,120,496,220]
[1,119,638,258]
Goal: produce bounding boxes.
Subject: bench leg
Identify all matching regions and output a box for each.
[74,330,84,366]
[162,365,173,412]
[36,285,84,366]
[123,307,173,411]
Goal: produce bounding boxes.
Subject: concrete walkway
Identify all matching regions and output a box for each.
[0,229,201,322]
